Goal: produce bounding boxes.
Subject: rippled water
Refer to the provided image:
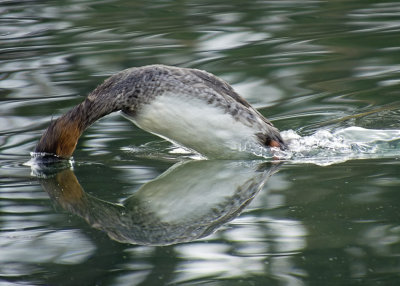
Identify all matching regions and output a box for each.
[1,0,400,285]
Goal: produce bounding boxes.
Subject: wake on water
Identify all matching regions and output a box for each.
[273,127,400,166]
[29,127,400,168]
[125,126,400,166]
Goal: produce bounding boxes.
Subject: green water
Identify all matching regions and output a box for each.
[1,0,400,285]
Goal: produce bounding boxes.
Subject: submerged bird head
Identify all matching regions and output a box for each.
[35,65,286,159]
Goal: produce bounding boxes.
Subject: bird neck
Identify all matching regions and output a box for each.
[35,92,120,158]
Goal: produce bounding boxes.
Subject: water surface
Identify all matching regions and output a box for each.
[1,0,400,285]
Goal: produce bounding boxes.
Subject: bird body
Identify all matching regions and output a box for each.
[35,65,285,159]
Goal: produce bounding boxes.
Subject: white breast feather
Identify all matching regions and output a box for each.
[126,93,260,158]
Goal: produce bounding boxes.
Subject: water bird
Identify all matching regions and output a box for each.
[35,65,285,159]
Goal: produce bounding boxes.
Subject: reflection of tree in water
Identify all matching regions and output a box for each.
[40,160,279,246]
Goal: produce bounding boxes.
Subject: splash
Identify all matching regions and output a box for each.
[123,127,400,165]
[28,128,400,167]
[275,127,400,166]
[26,152,74,177]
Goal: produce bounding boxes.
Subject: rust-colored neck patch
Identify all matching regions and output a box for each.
[35,112,83,158]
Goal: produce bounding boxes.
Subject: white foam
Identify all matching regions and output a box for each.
[27,152,74,177]
[274,127,400,166]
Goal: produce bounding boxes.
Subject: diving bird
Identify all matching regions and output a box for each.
[35,65,285,159]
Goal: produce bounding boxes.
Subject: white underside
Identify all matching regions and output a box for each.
[124,93,262,158]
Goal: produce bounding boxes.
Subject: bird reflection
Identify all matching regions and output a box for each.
[38,160,279,245]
